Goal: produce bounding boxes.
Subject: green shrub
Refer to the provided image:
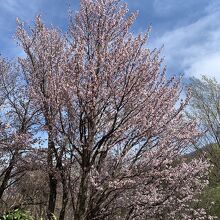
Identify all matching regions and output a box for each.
[0,208,34,220]
[199,183,220,218]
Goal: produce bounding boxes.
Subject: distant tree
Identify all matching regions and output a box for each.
[187,76,220,183]
[186,76,220,218]
[0,57,36,203]
[0,0,212,219]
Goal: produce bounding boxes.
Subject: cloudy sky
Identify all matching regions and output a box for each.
[1,0,220,81]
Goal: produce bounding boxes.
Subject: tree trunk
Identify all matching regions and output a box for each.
[59,171,68,220]
[0,152,17,199]
[0,165,13,199]
[47,173,57,219]
[74,169,89,220]
[47,134,57,220]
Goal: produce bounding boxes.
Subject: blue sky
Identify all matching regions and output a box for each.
[1,0,220,81]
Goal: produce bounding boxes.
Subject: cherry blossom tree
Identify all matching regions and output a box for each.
[13,0,213,219]
[0,57,38,210]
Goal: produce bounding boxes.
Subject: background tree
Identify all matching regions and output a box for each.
[187,76,220,218]
[0,57,32,203]
[187,76,220,182]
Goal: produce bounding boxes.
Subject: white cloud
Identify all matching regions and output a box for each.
[187,53,220,80]
[150,2,220,81]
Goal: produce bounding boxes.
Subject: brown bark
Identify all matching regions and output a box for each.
[58,171,68,220]
[74,171,89,220]
[0,151,18,199]
[0,165,14,199]
[47,133,57,220]
[74,148,90,220]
